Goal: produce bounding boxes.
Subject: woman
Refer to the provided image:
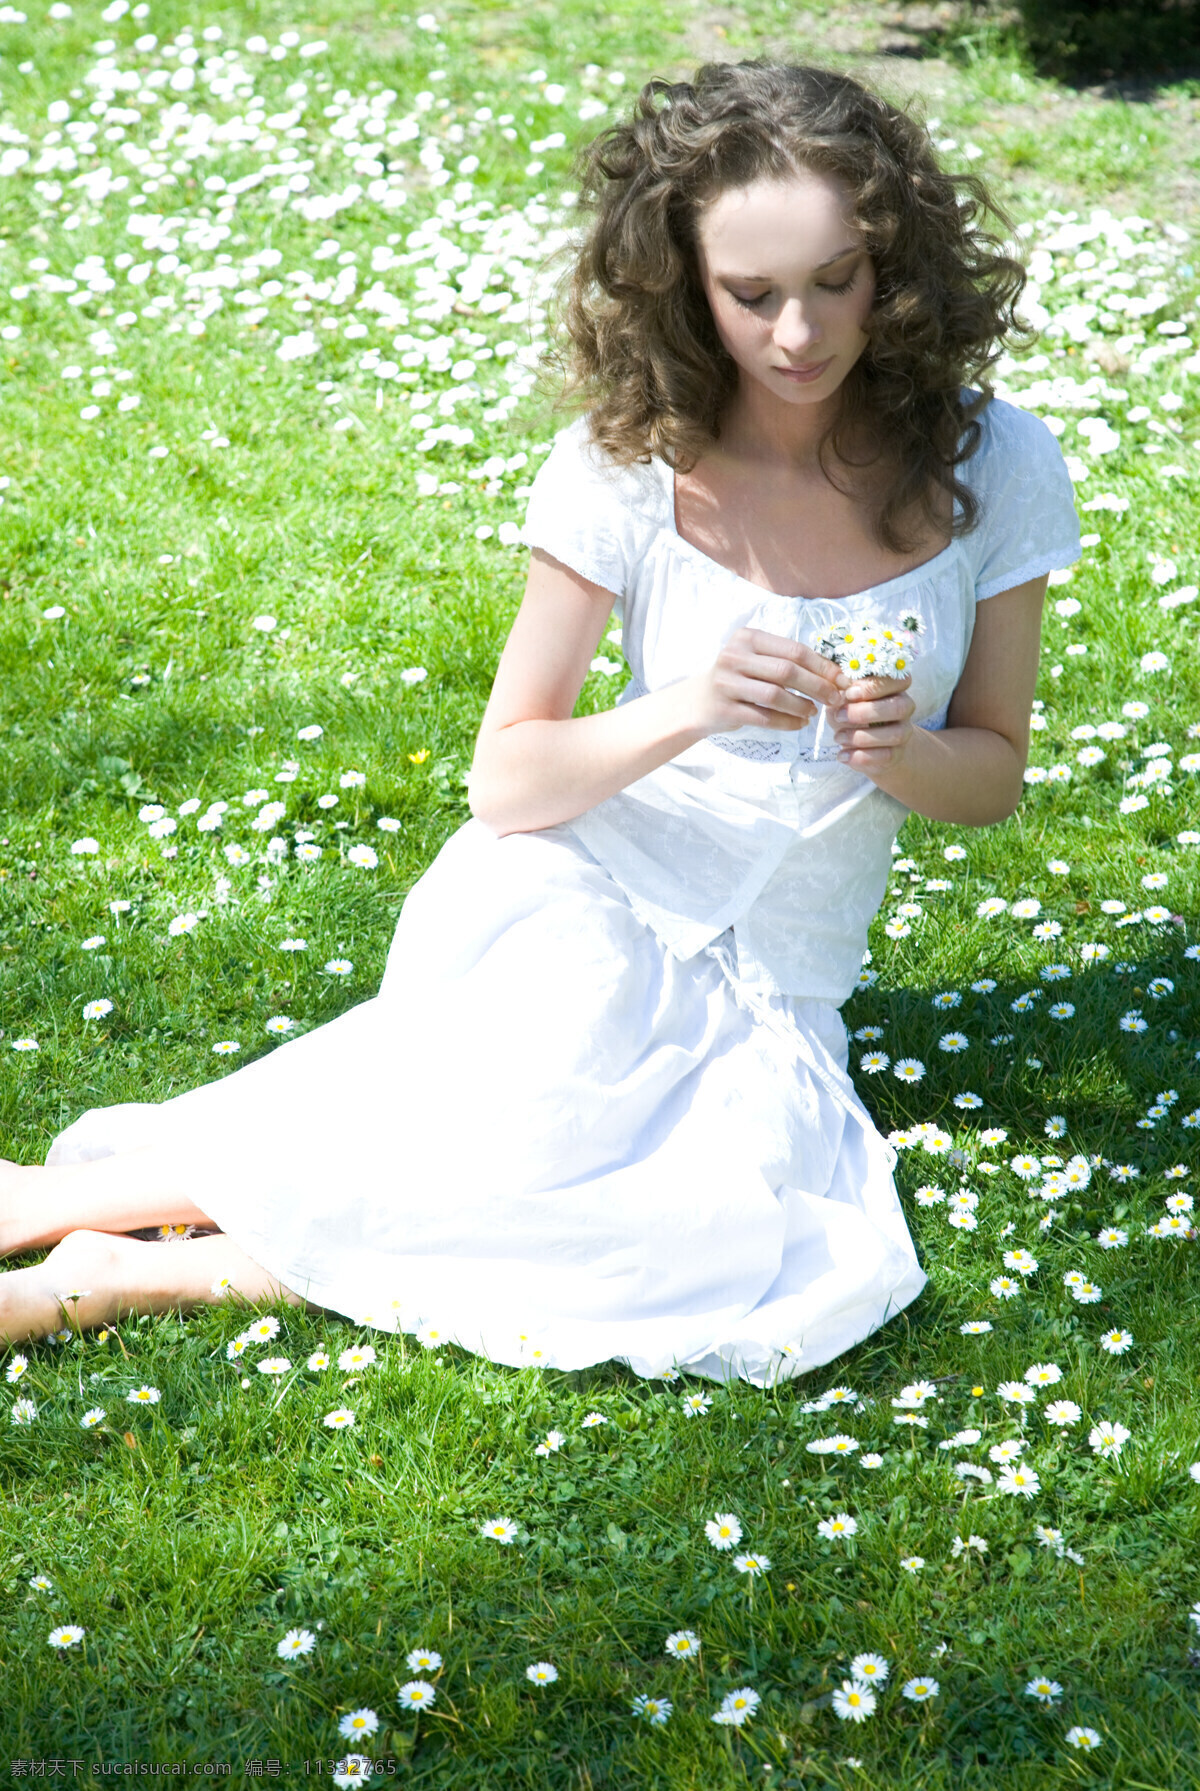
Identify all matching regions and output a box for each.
[0,62,1079,1385]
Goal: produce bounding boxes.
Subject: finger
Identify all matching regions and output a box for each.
[743,704,812,731]
[738,677,818,720]
[746,654,844,706]
[834,724,911,752]
[834,695,915,729]
[730,659,823,709]
[744,633,848,699]
[837,744,896,770]
[841,673,912,703]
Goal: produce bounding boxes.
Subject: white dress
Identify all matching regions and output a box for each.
[45,392,1081,1388]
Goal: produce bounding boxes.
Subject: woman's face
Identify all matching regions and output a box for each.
[694,169,876,408]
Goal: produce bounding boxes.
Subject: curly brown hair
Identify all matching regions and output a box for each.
[543,60,1035,556]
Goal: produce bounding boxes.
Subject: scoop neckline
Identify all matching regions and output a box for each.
[656,457,961,606]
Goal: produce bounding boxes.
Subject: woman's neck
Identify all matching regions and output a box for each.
[715,377,847,474]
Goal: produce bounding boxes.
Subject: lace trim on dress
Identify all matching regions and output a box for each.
[622,676,949,760]
[708,733,841,763]
[708,701,949,758]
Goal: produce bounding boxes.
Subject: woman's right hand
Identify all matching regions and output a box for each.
[686,627,849,735]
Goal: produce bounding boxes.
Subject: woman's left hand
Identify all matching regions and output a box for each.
[830,672,915,774]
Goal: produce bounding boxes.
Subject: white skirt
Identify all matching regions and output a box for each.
[45,819,926,1387]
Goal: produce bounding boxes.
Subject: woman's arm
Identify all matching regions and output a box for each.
[829,574,1048,826]
[468,548,845,836]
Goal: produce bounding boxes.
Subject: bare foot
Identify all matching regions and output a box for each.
[0,1229,121,1344]
[0,1160,47,1258]
[0,1228,313,1344]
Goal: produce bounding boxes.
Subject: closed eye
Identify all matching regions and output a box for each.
[731,272,858,309]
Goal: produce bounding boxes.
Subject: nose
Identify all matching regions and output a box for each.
[773,298,821,358]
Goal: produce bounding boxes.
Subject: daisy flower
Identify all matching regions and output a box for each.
[397,1680,437,1709]
[1002,1249,1038,1276]
[277,1628,316,1659]
[1065,1726,1103,1751]
[705,1513,743,1550]
[900,1677,939,1701]
[125,1386,160,1406]
[1044,1400,1082,1427]
[322,1408,356,1430]
[28,1574,53,1592]
[256,1357,291,1377]
[338,1344,377,1372]
[243,1317,282,1343]
[48,1625,85,1649]
[1025,1676,1062,1703]
[664,1629,701,1661]
[581,1412,607,1428]
[733,1552,771,1577]
[997,1464,1041,1498]
[960,1321,993,1335]
[1088,1420,1131,1458]
[807,1434,860,1456]
[631,1693,672,1724]
[338,1710,379,1740]
[480,1518,518,1544]
[1099,1329,1133,1355]
[307,1351,331,1372]
[716,1686,760,1725]
[893,1058,926,1082]
[831,1680,876,1722]
[406,1647,443,1672]
[681,1392,712,1417]
[849,1653,889,1685]
[1024,1363,1062,1386]
[899,1556,925,1573]
[817,1513,858,1541]
[332,1756,372,1785]
[950,1534,988,1557]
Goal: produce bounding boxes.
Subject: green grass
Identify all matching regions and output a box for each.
[1,2,1199,1784]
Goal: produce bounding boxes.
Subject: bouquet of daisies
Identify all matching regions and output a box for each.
[806,611,924,760]
[811,610,924,681]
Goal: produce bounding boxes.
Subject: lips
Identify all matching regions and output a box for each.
[777,359,831,375]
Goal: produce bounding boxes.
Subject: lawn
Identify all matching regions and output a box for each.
[0,0,1199,1784]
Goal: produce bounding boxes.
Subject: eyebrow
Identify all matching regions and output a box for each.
[720,245,862,281]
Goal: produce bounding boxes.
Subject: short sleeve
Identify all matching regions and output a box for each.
[961,397,1082,601]
[519,416,643,600]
